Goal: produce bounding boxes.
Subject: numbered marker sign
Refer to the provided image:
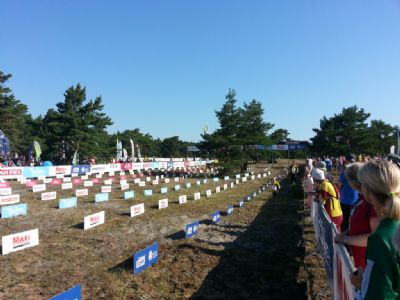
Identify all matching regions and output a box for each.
[49,284,82,300]
[227,205,233,216]
[186,183,191,189]
[101,186,112,193]
[242,177,247,182]
[179,195,187,204]
[133,242,159,275]
[246,195,251,201]
[130,203,145,217]
[95,193,109,203]
[1,203,27,219]
[164,178,170,183]
[206,190,212,197]
[194,192,201,200]
[211,211,221,223]
[33,184,46,193]
[59,197,77,209]
[0,194,20,206]
[174,185,180,191]
[230,182,234,188]
[223,184,228,190]
[185,221,200,238]
[84,211,105,230]
[215,186,220,193]
[158,198,168,209]
[239,199,244,208]
[41,191,57,201]
[76,189,88,197]
[2,228,39,255]
[196,180,201,186]
[62,182,73,190]
[144,189,153,196]
[124,191,135,200]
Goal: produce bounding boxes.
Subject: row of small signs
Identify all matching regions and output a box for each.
[1,182,268,256]
[132,185,267,275]
[47,180,275,299]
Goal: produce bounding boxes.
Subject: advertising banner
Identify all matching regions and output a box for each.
[2,228,39,255]
[185,221,199,238]
[133,242,159,275]
[130,203,145,217]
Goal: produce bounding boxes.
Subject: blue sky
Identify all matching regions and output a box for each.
[1,1,399,142]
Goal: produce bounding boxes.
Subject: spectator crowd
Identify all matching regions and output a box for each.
[302,154,400,299]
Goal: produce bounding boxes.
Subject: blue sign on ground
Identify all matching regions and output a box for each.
[49,284,81,300]
[239,199,244,208]
[160,187,168,194]
[144,189,153,196]
[185,183,191,189]
[59,197,77,209]
[213,177,219,182]
[124,191,135,200]
[235,174,241,179]
[95,193,109,202]
[185,221,200,238]
[174,185,180,191]
[71,165,90,175]
[1,203,27,218]
[133,242,159,275]
[224,176,230,180]
[211,211,220,223]
[227,205,233,216]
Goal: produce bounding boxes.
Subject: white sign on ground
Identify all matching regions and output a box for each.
[33,184,46,193]
[120,183,129,191]
[84,180,93,187]
[179,195,187,204]
[158,198,168,209]
[0,194,20,206]
[101,186,112,193]
[84,211,105,230]
[130,203,145,217]
[63,177,72,183]
[41,191,57,201]
[206,190,212,197]
[139,181,146,187]
[2,228,39,255]
[194,192,201,200]
[62,182,73,190]
[223,184,228,190]
[215,186,220,193]
[0,187,12,196]
[76,189,89,197]
[104,179,112,185]
[164,178,170,183]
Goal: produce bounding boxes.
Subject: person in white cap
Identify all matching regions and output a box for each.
[312,167,343,232]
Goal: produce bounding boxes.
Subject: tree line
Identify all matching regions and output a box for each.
[1,69,398,169]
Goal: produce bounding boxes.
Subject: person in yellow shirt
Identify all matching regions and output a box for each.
[272,178,280,200]
[312,168,343,232]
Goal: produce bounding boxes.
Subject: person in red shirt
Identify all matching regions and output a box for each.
[334,162,379,270]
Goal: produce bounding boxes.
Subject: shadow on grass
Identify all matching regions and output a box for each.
[165,230,185,240]
[71,222,84,229]
[109,256,133,273]
[189,178,307,300]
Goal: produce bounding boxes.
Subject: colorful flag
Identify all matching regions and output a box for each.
[130,139,135,159]
[33,141,42,160]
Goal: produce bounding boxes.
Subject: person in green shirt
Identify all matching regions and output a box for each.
[352,159,400,300]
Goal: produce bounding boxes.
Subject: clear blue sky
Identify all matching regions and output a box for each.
[1,1,399,142]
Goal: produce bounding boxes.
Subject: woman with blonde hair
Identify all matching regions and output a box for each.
[334,162,379,270]
[353,159,400,300]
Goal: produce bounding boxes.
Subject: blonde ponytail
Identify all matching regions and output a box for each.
[358,159,400,220]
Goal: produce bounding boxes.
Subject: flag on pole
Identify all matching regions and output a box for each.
[137,144,142,162]
[72,148,79,165]
[33,141,42,160]
[130,139,135,159]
